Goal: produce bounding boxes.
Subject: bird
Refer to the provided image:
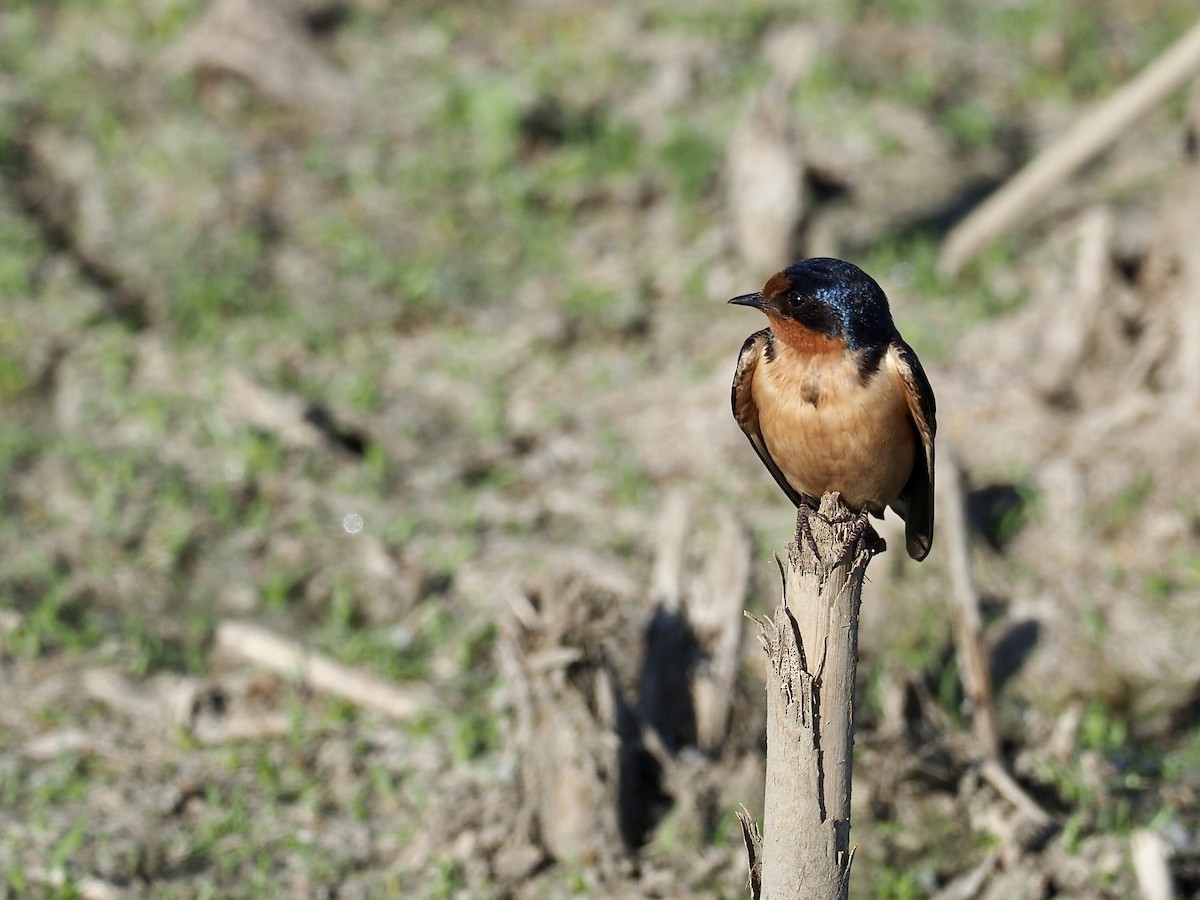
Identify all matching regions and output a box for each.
[729,257,936,560]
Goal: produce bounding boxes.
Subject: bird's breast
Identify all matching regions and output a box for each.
[752,343,915,511]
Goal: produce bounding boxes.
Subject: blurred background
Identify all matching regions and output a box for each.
[3,0,1200,897]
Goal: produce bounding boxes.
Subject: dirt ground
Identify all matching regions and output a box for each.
[4,1,1200,897]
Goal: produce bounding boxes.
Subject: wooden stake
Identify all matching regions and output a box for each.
[740,493,871,900]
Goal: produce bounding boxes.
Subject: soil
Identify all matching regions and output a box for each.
[3,1,1200,898]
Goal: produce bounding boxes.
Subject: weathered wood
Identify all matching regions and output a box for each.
[939,18,1200,277]
[692,506,752,752]
[214,620,432,719]
[744,493,872,899]
[939,455,1002,761]
[1131,829,1175,900]
[642,494,751,754]
[940,455,1055,846]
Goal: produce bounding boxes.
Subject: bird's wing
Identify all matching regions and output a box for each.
[732,330,806,508]
[887,339,937,560]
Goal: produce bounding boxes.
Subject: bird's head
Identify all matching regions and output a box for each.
[728,258,895,350]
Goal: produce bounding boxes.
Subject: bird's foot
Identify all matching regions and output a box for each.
[831,510,886,567]
[796,502,822,559]
[798,504,886,567]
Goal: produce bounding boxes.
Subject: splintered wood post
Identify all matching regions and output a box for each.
[738,493,872,900]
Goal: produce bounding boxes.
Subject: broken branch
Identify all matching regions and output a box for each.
[214,620,432,719]
[741,493,872,899]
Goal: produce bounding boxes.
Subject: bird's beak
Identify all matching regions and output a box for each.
[728,292,768,310]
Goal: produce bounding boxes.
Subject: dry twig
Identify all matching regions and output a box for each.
[928,850,998,900]
[939,454,1001,760]
[978,760,1052,834]
[939,19,1200,277]
[214,620,432,719]
[940,454,1055,853]
[1131,829,1176,900]
[26,869,121,900]
[691,505,752,752]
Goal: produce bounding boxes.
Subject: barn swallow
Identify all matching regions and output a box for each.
[730,258,936,560]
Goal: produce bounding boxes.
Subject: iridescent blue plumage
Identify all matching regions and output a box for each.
[770,258,896,352]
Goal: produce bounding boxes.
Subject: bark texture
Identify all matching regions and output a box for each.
[741,493,872,900]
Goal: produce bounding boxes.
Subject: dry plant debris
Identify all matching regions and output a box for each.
[3,1,1200,897]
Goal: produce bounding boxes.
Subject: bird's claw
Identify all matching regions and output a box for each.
[831,511,884,567]
[797,505,885,568]
[796,503,822,559]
